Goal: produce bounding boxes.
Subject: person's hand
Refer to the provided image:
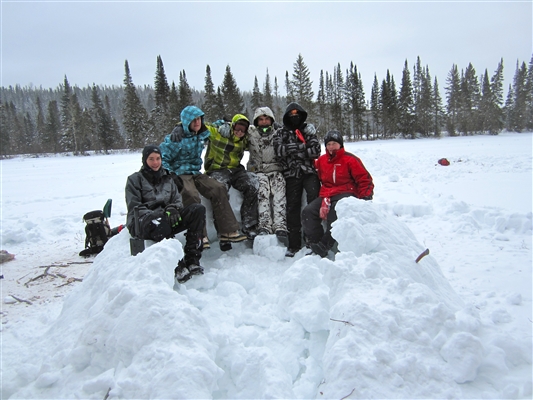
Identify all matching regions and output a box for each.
[218,122,231,138]
[165,205,181,227]
[285,143,299,154]
[211,119,225,128]
[170,126,183,142]
[319,197,331,220]
[302,123,316,136]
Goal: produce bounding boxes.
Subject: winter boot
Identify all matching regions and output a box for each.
[184,231,204,276]
[309,242,329,258]
[175,259,191,284]
[275,229,289,247]
[219,241,232,252]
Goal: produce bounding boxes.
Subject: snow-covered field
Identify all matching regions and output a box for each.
[1,132,531,399]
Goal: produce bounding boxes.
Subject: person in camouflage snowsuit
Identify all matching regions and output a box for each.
[159,106,247,250]
[247,107,288,244]
[273,102,321,256]
[204,114,259,240]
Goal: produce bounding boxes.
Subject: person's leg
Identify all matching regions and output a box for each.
[231,168,259,234]
[301,197,324,244]
[194,174,240,235]
[139,210,171,242]
[302,173,321,206]
[173,203,206,282]
[271,172,287,233]
[285,177,304,251]
[319,193,353,250]
[256,173,273,233]
[179,175,202,207]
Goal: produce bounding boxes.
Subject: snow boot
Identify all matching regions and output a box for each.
[309,242,329,258]
[275,229,289,247]
[175,259,191,284]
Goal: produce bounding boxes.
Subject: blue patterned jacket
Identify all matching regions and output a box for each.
[160,106,210,175]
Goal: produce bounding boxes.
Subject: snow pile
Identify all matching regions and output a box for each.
[4,197,530,399]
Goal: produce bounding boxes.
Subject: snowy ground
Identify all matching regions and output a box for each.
[1,132,531,399]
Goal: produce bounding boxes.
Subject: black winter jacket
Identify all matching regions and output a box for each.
[273,103,321,179]
[125,167,183,237]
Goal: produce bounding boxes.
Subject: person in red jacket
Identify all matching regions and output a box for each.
[301,130,374,257]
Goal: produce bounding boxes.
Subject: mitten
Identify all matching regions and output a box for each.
[303,123,316,136]
[165,205,181,227]
[218,122,231,138]
[319,197,331,220]
[285,143,299,154]
[170,126,183,142]
[212,119,225,128]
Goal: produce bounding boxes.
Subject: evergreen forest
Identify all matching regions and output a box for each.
[1,53,532,157]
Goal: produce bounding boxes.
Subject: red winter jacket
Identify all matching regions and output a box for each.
[315,148,374,199]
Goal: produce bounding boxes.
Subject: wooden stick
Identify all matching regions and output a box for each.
[415,248,430,263]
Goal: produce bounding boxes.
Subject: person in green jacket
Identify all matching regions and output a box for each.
[204,114,259,240]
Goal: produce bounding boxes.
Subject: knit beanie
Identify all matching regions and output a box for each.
[142,145,162,169]
[324,130,344,148]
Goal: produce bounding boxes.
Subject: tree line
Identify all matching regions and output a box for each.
[1,53,532,156]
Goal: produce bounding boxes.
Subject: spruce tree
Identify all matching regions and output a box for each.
[214,87,226,120]
[178,70,193,113]
[418,66,434,137]
[509,61,529,132]
[59,76,78,152]
[284,71,294,104]
[316,70,327,136]
[290,54,314,114]
[168,82,181,128]
[35,96,46,151]
[203,65,218,121]
[273,77,283,120]
[432,77,445,137]
[490,59,505,133]
[526,55,533,130]
[91,84,113,153]
[445,64,461,136]
[44,100,61,153]
[459,63,480,135]
[122,60,149,149]
[345,62,366,140]
[220,65,245,117]
[251,76,263,112]
[154,55,170,111]
[263,69,273,111]
[398,60,416,138]
[370,74,381,138]
[0,103,11,155]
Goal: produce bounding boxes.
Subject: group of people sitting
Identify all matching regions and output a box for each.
[125,102,374,283]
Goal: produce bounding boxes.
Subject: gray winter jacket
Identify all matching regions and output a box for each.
[125,168,183,237]
[247,107,282,174]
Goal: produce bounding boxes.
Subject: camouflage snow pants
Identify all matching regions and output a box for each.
[257,171,287,234]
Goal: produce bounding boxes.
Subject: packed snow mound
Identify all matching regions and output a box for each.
[5,199,530,399]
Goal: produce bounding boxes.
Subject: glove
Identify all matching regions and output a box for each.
[285,143,300,154]
[302,123,316,136]
[319,197,331,220]
[170,126,183,142]
[211,119,225,128]
[165,205,181,227]
[273,121,283,130]
[218,122,231,138]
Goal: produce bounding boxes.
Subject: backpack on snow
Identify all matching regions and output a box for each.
[79,209,112,257]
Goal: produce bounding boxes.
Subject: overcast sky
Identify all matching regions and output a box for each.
[1,0,531,101]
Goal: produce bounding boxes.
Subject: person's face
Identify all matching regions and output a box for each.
[257,115,272,128]
[326,141,341,154]
[233,124,247,138]
[189,116,202,133]
[146,153,162,171]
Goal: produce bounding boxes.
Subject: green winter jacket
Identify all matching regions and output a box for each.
[204,114,249,172]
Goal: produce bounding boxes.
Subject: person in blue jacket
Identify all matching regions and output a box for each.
[159,106,247,251]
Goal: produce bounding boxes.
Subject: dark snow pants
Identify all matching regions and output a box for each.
[301,193,353,250]
[285,173,320,251]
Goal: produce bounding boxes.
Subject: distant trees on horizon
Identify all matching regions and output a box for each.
[1,53,532,156]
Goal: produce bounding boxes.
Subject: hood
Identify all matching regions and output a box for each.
[282,102,307,129]
[180,106,205,135]
[253,107,275,126]
[231,114,250,134]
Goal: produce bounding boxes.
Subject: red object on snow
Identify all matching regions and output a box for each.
[438,158,450,166]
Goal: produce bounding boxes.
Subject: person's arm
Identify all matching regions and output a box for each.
[349,157,374,200]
